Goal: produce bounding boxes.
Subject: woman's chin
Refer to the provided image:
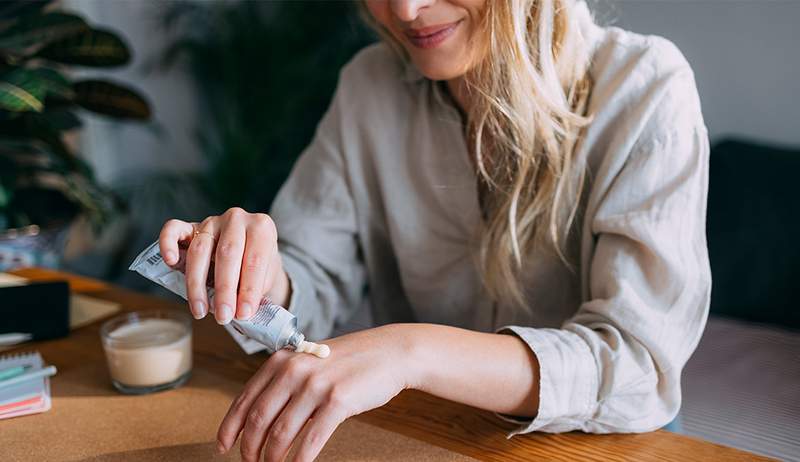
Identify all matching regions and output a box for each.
[411,59,467,82]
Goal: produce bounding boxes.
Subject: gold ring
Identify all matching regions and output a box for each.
[193,230,216,241]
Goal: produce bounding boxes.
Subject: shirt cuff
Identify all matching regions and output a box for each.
[496,326,599,435]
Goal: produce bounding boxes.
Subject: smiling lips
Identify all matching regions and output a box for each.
[404,21,461,49]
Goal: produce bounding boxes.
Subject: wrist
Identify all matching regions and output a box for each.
[383,323,435,392]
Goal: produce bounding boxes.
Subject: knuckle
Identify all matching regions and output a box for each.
[264,444,285,462]
[239,285,261,300]
[215,281,236,295]
[216,240,239,258]
[246,407,268,429]
[252,213,275,231]
[188,237,210,255]
[230,393,248,414]
[243,252,265,271]
[270,349,292,366]
[304,374,330,396]
[226,207,247,219]
[269,421,291,445]
[162,218,181,234]
[305,428,327,451]
[200,216,217,228]
[239,435,260,462]
[283,357,310,381]
[185,278,206,294]
[325,386,349,412]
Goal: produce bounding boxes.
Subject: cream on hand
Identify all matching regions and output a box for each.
[129,241,330,358]
[295,340,331,359]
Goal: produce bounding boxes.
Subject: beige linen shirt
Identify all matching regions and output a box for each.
[270,9,711,435]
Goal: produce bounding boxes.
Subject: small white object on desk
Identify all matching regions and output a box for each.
[0,333,32,347]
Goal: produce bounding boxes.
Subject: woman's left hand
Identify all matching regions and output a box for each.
[217,324,418,462]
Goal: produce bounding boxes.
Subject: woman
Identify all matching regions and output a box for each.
[159,1,711,461]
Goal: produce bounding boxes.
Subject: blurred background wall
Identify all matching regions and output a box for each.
[66,0,203,183]
[595,0,800,147]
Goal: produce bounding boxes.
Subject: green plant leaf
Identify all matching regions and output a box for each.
[0,68,46,112]
[0,12,88,53]
[34,27,130,67]
[0,67,72,113]
[32,67,74,99]
[73,79,150,120]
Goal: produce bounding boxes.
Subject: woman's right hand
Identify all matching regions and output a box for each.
[158,207,291,324]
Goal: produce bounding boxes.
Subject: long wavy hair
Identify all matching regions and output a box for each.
[362,0,594,308]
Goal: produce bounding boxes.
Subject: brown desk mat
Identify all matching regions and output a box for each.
[1,362,475,461]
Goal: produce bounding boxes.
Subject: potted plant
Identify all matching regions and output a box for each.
[0,0,150,270]
[158,1,374,212]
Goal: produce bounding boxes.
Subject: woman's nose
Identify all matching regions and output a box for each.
[390,0,436,22]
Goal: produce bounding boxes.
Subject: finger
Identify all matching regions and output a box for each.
[238,378,293,462]
[262,395,317,462]
[185,217,219,319]
[217,351,290,453]
[159,219,194,266]
[291,408,345,462]
[262,240,280,301]
[236,215,275,319]
[214,208,248,324]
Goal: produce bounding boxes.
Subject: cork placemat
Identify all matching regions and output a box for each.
[1,361,475,461]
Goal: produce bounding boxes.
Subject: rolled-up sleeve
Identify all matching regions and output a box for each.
[499,65,712,434]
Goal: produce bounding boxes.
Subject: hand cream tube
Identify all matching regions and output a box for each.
[129,241,329,358]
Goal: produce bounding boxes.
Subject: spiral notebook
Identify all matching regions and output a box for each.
[0,351,52,420]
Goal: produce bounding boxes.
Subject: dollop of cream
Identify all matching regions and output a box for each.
[295,340,331,359]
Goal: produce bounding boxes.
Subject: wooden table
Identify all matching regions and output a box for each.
[3,268,771,461]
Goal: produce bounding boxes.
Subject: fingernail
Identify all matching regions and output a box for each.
[216,441,226,454]
[239,303,253,320]
[217,304,233,325]
[192,301,206,319]
[165,250,176,264]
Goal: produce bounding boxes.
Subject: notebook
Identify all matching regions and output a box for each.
[0,352,52,419]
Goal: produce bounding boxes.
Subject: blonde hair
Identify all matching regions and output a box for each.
[363,0,594,308]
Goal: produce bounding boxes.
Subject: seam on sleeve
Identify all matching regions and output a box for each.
[495,326,599,435]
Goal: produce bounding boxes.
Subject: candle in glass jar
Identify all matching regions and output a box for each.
[101,311,192,393]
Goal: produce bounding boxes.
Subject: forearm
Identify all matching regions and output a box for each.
[398,323,540,417]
